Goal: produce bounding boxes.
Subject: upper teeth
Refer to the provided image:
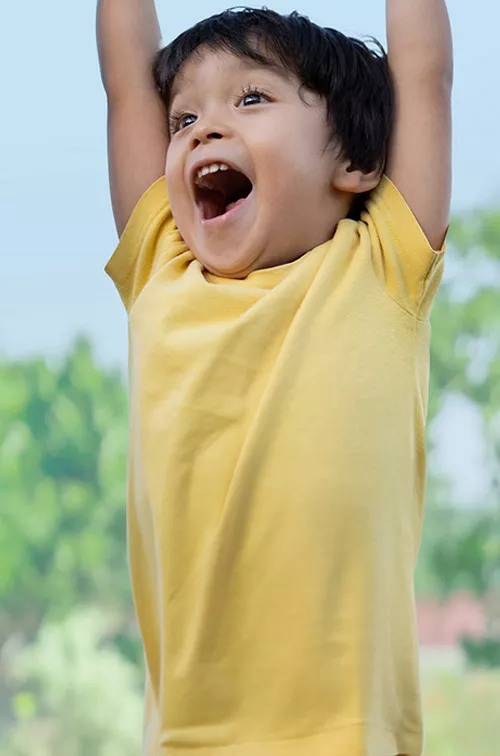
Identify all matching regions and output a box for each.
[196,163,229,181]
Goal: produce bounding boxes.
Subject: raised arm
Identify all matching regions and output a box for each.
[385,0,453,250]
[97,0,169,236]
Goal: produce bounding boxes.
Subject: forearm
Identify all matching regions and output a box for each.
[96,0,162,99]
[386,0,453,83]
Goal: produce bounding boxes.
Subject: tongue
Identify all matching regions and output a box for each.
[200,193,247,220]
[200,191,225,220]
[225,197,247,213]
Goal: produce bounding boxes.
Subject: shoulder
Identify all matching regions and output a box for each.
[359,176,446,318]
[105,176,188,311]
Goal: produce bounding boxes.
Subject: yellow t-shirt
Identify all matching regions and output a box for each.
[105,175,445,756]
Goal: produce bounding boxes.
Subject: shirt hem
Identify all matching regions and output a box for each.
[158,722,423,756]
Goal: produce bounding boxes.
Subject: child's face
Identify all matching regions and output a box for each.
[165,49,347,279]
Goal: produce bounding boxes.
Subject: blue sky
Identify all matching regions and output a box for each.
[1,0,497,369]
[0,0,497,499]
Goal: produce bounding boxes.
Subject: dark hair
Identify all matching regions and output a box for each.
[153,7,393,176]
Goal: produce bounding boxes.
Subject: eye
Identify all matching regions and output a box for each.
[238,88,272,108]
[170,112,197,134]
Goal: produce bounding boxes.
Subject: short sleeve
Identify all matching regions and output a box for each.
[361,175,447,320]
[104,176,188,312]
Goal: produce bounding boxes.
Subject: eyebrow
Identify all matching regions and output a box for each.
[169,56,294,110]
[169,71,189,105]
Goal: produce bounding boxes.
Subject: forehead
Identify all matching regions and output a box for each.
[169,48,293,103]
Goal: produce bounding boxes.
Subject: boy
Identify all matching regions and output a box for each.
[97,2,453,755]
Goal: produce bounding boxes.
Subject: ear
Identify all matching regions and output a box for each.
[332,162,381,195]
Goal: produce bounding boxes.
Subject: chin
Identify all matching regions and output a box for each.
[203,262,254,279]
[195,246,260,279]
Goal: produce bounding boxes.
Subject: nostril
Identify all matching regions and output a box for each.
[193,132,223,148]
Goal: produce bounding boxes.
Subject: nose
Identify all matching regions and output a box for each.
[190,115,229,148]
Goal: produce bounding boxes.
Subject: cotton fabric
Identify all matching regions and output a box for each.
[105,175,445,756]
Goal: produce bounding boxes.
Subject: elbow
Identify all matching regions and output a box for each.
[391,37,454,92]
[428,63,454,96]
[424,43,454,90]
[394,56,454,95]
[430,49,454,91]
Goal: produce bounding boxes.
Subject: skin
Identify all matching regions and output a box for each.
[165,49,380,279]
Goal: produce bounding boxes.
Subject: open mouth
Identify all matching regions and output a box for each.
[193,163,253,221]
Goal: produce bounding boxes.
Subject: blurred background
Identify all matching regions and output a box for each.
[1,1,499,754]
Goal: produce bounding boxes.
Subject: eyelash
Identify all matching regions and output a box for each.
[169,86,273,134]
[237,85,272,106]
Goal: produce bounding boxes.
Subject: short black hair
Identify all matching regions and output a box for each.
[153,7,393,176]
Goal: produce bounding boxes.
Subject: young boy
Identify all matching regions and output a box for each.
[97,2,453,755]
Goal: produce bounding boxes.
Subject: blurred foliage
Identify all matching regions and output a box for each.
[461,637,500,669]
[422,666,500,756]
[429,208,500,421]
[0,609,142,756]
[0,203,499,751]
[416,206,500,633]
[0,337,132,642]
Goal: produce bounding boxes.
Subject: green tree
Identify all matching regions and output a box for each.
[0,337,132,644]
[0,608,142,756]
[419,206,500,644]
[429,208,500,428]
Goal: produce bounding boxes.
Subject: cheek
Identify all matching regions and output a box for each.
[165,149,190,223]
[256,147,327,207]
[253,120,329,188]
[164,152,177,195]
[165,143,185,191]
